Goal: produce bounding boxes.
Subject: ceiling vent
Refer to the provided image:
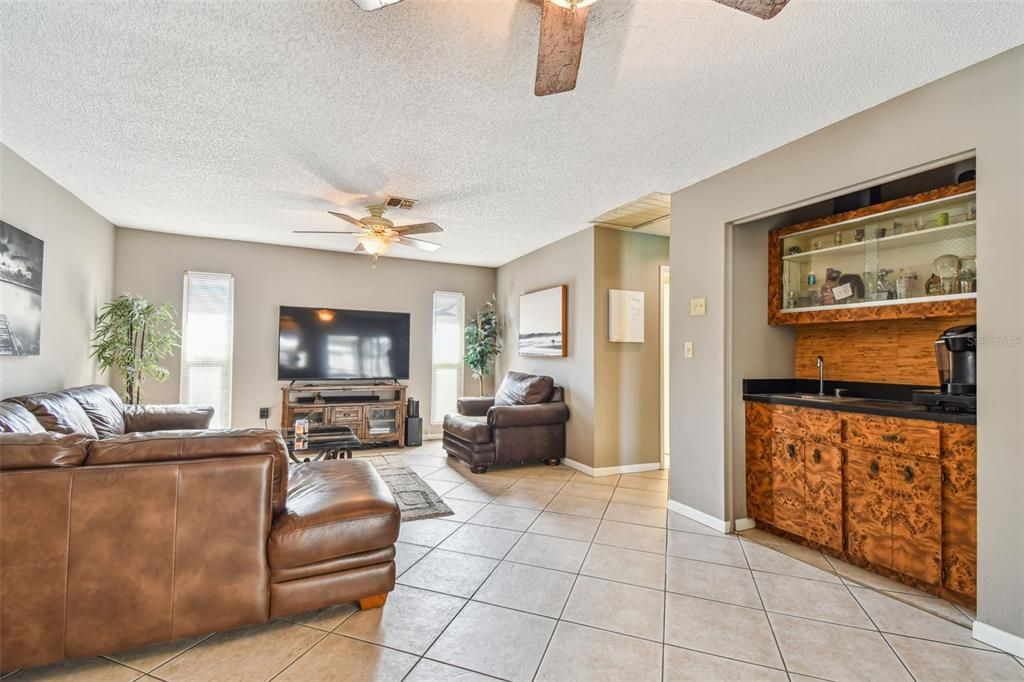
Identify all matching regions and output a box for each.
[384,196,417,210]
[591,193,670,230]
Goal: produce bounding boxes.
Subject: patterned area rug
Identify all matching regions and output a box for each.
[370,461,454,522]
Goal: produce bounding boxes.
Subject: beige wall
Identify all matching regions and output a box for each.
[496,227,669,471]
[496,228,596,466]
[0,144,115,397]
[113,229,496,432]
[593,228,669,469]
[669,47,1023,638]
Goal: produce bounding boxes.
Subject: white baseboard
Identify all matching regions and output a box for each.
[562,458,662,478]
[667,499,732,534]
[734,517,757,532]
[972,620,1024,657]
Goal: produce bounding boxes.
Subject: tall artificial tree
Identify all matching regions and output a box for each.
[464,295,502,396]
[90,294,180,404]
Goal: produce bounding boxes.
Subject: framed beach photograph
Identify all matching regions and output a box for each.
[518,285,567,357]
[0,221,44,356]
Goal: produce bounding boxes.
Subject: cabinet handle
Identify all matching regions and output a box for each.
[869,460,880,477]
[812,449,822,464]
[904,465,914,483]
[787,443,797,459]
[882,433,904,443]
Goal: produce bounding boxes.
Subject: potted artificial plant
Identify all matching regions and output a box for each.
[464,295,502,396]
[90,294,180,404]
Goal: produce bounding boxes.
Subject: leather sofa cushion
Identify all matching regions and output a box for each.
[64,385,125,438]
[86,429,289,514]
[10,391,99,438]
[123,404,215,432]
[494,371,555,406]
[442,414,491,444]
[0,433,91,469]
[269,460,400,570]
[0,402,45,434]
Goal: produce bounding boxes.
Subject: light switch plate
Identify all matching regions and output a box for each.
[684,341,694,358]
[690,297,707,316]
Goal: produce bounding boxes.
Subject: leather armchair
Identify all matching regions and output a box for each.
[443,371,569,473]
[0,386,401,673]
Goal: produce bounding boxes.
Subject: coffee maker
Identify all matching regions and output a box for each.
[912,325,977,412]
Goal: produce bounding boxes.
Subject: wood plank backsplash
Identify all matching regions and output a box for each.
[794,316,976,385]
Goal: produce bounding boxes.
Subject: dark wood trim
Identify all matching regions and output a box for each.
[768,181,976,326]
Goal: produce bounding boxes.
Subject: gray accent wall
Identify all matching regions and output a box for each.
[0,144,115,397]
[113,228,496,431]
[669,47,1023,639]
[496,228,597,466]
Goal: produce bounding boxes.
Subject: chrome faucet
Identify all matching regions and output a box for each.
[816,355,825,396]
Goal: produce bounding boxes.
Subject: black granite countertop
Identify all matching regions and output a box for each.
[743,379,976,425]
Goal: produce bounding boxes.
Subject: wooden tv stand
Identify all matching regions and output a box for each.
[280,382,407,448]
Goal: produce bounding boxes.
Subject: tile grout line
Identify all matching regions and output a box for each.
[400,470,574,682]
[839,574,918,682]
[738,536,790,676]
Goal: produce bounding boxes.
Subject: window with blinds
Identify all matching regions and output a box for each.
[431,291,465,425]
[180,271,234,428]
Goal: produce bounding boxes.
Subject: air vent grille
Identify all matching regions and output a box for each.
[384,196,417,210]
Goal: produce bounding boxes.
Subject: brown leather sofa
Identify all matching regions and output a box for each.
[442,371,569,473]
[0,385,400,673]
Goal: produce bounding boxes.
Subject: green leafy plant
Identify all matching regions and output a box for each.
[90,295,180,404]
[464,295,502,396]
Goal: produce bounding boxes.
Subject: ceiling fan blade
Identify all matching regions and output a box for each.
[396,236,441,252]
[292,230,362,234]
[354,242,368,253]
[711,0,790,20]
[394,222,443,236]
[534,0,590,97]
[328,211,368,228]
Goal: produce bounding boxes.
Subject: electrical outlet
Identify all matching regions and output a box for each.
[684,341,694,358]
[259,407,270,420]
[689,297,707,316]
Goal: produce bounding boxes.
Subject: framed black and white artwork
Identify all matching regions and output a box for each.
[518,285,567,357]
[0,221,44,356]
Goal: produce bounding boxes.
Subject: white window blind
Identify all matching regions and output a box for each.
[180,271,234,428]
[431,291,465,425]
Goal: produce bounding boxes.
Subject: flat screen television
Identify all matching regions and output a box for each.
[277,306,411,381]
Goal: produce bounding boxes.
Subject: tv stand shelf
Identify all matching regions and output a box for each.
[280,383,407,448]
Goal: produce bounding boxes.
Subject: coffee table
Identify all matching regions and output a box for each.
[286,427,362,464]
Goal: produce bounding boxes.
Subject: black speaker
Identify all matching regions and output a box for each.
[406,398,420,419]
[405,417,423,447]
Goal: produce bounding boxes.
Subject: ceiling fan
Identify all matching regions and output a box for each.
[294,204,443,265]
[349,0,791,96]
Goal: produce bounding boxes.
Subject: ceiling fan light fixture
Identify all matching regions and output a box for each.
[548,0,597,8]
[357,233,392,257]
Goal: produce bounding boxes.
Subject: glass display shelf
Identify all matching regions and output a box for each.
[778,190,976,313]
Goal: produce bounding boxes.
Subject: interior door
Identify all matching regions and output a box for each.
[844,448,893,569]
[771,437,805,536]
[891,455,942,585]
[804,442,843,552]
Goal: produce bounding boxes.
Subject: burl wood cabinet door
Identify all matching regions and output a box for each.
[804,443,843,552]
[940,424,977,598]
[745,403,774,523]
[771,437,805,536]
[844,448,892,569]
[891,455,942,585]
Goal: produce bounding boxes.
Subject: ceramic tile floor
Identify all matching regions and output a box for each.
[8,441,1024,682]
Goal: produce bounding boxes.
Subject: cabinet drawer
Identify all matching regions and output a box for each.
[844,414,939,458]
[772,405,841,443]
[331,406,362,423]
